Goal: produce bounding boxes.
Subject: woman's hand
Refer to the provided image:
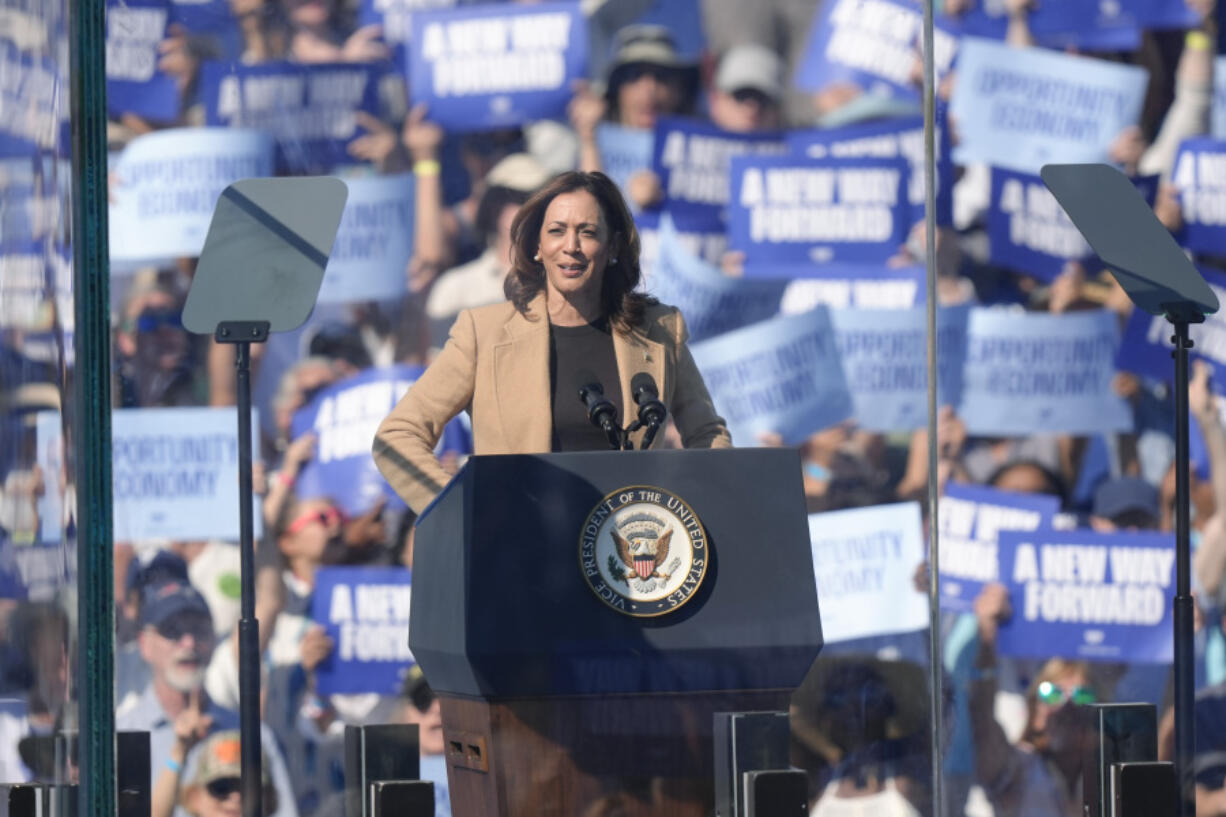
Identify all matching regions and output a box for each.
[300,625,335,673]
[974,582,1011,645]
[403,103,443,163]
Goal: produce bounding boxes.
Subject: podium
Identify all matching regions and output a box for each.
[410,449,823,817]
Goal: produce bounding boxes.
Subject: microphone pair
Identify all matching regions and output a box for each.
[576,371,667,451]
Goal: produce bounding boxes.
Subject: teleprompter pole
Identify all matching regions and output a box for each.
[1172,319,1195,817]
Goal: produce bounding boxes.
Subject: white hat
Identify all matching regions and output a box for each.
[715,44,785,101]
[484,153,552,193]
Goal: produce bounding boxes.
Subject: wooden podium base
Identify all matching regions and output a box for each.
[440,690,791,817]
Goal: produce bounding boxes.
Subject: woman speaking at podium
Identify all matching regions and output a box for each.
[373,170,731,514]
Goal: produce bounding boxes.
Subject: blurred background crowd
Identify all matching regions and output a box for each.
[6,0,1226,815]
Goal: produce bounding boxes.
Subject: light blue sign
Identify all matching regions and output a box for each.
[200,60,381,174]
[690,308,853,445]
[795,0,959,101]
[312,566,415,696]
[809,502,929,643]
[830,304,968,431]
[596,123,653,207]
[108,127,275,264]
[1214,57,1226,139]
[319,173,414,304]
[996,530,1175,664]
[646,214,785,343]
[106,0,179,122]
[950,36,1148,173]
[1172,137,1226,256]
[110,407,262,542]
[291,365,472,516]
[408,1,586,132]
[650,116,786,232]
[938,483,1059,613]
[960,308,1133,436]
[729,154,910,267]
[787,114,954,227]
[776,265,925,312]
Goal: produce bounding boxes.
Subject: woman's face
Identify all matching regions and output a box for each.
[616,65,684,129]
[537,191,613,307]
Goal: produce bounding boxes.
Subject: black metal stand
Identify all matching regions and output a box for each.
[1171,319,1196,817]
[216,320,270,817]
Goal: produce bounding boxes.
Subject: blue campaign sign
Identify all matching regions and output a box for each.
[1214,58,1226,140]
[646,214,786,343]
[168,0,237,33]
[0,43,60,159]
[1117,266,1226,393]
[359,0,457,67]
[830,304,969,431]
[937,483,1059,613]
[290,365,472,516]
[651,116,786,232]
[959,308,1133,436]
[596,123,653,208]
[949,36,1148,173]
[787,114,953,227]
[106,0,179,122]
[1133,0,1200,29]
[689,308,853,445]
[199,60,381,174]
[988,167,1159,282]
[996,529,1175,664]
[777,265,925,313]
[108,127,275,264]
[311,566,415,696]
[318,173,414,304]
[1031,2,1141,53]
[1172,137,1226,256]
[809,502,929,643]
[408,1,586,132]
[795,0,958,102]
[728,154,910,266]
[110,407,262,542]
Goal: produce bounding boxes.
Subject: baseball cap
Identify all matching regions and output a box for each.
[484,153,552,194]
[185,731,273,792]
[140,579,212,629]
[604,25,698,93]
[1093,477,1160,522]
[125,549,189,597]
[714,44,785,101]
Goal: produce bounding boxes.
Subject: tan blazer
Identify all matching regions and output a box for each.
[373,294,731,514]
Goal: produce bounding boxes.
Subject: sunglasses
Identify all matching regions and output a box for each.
[154,614,213,643]
[133,310,182,333]
[1036,681,1096,706]
[285,506,344,536]
[205,777,241,800]
[621,63,677,84]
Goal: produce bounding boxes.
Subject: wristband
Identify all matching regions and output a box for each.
[413,159,441,177]
[277,470,295,489]
[166,757,182,774]
[1187,31,1211,51]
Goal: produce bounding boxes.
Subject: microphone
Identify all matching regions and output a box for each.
[576,370,623,450]
[631,372,667,450]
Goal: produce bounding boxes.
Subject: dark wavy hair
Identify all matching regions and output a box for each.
[504,171,656,333]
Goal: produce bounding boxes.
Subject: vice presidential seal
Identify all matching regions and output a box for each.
[578,486,708,617]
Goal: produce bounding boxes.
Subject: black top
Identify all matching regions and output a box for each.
[549,319,622,451]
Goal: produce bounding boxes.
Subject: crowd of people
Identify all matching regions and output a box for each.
[5,0,1226,815]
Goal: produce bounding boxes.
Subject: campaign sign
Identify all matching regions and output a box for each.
[651,117,786,232]
[318,173,413,304]
[0,43,60,158]
[787,114,954,227]
[960,309,1132,436]
[312,566,414,696]
[1214,58,1226,140]
[808,502,928,643]
[777,265,924,313]
[1133,0,1200,29]
[638,209,727,274]
[1117,266,1226,393]
[1030,2,1141,53]
[169,0,238,35]
[106,0,179,122]
[950,37,1148,173]
[200,60,380,174]
[988,168,1158,282]
[1172,138,1226,256]
[795,0,958,101]
[938,483,1059,613]
[830,304,969,431]
[110,407,261,542]
[34,411,64,545]
[290,365,471,516]
[0,243,48,332]
[408,1,586,132]
[728,155,910,268]
[690,308,853,445]
[996,530,1175,663]
[596,123,654,207]
[358,0,456,62]
[647,214,785,343]
[108,128,275,264]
